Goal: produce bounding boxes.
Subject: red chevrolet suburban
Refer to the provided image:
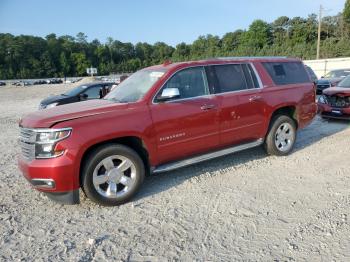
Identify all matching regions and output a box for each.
[18,57,317,206]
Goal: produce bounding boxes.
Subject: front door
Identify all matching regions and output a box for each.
[149,66,220,164]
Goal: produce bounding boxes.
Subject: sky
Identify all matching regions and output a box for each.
[0,0,346,46]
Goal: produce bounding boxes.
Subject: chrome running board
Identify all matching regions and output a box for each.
[152,138,264,174]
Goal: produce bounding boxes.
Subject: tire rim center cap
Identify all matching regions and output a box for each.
[108,169,122,182]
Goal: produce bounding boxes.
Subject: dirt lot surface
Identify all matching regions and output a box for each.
[0,83,349,261]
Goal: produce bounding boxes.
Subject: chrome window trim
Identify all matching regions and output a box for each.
[152,62,263,104]
[249,63,264,88]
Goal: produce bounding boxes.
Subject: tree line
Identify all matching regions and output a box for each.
[1,2,350,79]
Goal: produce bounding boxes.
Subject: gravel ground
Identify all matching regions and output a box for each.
[0,83,349,261]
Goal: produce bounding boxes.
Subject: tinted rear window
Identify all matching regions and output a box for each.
[262,62,310,85]
[213,64,247,93]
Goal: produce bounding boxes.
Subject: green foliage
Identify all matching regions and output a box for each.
[0,11,350,79]
[241,20,272,49]
[71,53,89,76]
[344,0,350,24]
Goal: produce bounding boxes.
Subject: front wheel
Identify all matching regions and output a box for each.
[264,115,297,156]
[82,144,145,206]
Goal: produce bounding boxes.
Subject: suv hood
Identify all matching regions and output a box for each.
[323,87,350,96]
[20,99,129,128]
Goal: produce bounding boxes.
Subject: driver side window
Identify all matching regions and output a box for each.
[83,85,102,99]
[162,67,209,100]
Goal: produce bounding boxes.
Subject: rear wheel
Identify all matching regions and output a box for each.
[82,144,145,206]
[264,115,297,156]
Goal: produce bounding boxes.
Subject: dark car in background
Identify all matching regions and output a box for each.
[39,82,114,109]
[318,75,350,120]
[316,68,350,94]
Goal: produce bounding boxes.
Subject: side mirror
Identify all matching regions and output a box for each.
[79,93,88,100]
[157,88,180,102]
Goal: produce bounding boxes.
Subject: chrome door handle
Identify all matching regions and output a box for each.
[249,95,262,102]
[200,104,216,110]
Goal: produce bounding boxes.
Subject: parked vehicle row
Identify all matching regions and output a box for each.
[11,78,64,86]
[96,75,129,84]
[33,79,63,85]
[12,81,31,86]
[18,57,317,206]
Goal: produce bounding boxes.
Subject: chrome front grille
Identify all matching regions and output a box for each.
[19,128,36,161]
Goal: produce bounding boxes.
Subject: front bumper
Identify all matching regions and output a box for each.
[318,103,350,120]
[18,154,80,204]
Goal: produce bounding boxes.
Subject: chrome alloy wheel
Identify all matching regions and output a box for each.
[92,155,137,199]
[274,122,294,152]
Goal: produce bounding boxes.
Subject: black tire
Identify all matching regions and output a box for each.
[264,115,297,156]
[82,144,145,206]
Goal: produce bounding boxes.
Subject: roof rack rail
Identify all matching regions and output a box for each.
[215,56,288,60]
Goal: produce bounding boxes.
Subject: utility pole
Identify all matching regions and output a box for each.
[316,5,323,60]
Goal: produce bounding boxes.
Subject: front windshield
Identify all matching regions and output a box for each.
[63,85,88,96]
[105,69,166,103]
[338,75,350,88]
[324,70,350,78]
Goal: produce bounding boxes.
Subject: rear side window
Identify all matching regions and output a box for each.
[213,64,247,93]
[262,62,310,85]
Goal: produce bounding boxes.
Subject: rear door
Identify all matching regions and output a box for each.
[149,66,220,164]
[209,63,265,146]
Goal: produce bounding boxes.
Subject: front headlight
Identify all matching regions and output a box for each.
[45,102,58,109]
[35,128,72,158]
[318,95,328,104]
